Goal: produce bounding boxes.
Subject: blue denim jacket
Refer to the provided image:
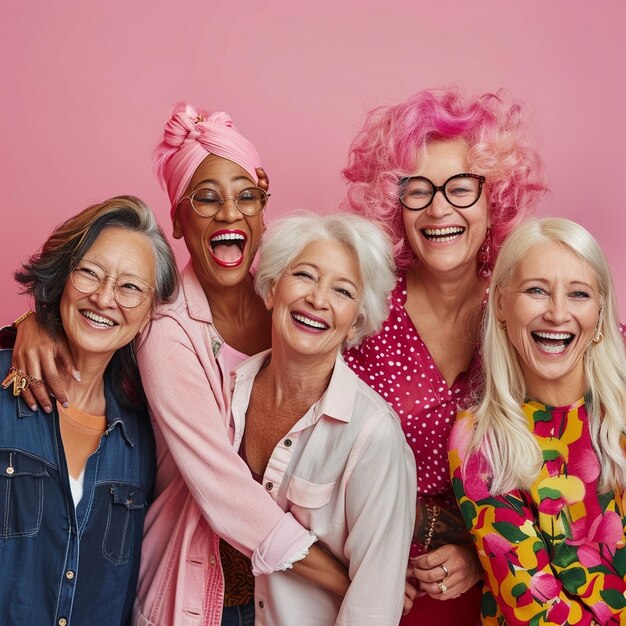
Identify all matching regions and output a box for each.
[0,350,155,625]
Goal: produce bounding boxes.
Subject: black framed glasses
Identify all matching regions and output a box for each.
[399,173,485,211]
[70,257,154,309]
[180,187,270,218]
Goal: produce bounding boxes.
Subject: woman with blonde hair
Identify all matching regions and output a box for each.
[449,217,626,625]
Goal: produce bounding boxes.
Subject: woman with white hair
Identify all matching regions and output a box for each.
[448,217,626,625]
[232,212,416,624]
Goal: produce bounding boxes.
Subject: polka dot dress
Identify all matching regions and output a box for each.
[344,272,481,496]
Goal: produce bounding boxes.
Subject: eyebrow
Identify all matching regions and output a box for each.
[193,176,254,188]
[519,277,596,291]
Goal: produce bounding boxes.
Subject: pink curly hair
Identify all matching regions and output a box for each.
[342,88,548,272]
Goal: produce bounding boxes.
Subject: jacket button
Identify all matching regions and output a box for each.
[265,482,273,491]
[58,619,68,626]
[65,570,75,580]
[209,554,216,565]
[284,439,292,447]
[6,466,14,475]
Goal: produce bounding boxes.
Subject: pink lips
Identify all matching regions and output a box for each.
[290,310,330,334]
[209,229,248,268]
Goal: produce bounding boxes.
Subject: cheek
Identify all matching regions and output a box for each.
[59,281,75,324]
[248,216,265,246]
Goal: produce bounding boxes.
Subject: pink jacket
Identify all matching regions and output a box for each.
[133,263,314,626]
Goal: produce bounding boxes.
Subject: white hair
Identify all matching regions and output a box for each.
[469,217,626,494]
[255,211,396,348]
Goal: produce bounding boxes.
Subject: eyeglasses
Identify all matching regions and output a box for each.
[180,187,270,218]
[70,257,154,309]
[399,173,485,211]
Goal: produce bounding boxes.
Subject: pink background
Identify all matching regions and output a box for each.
[2,1,625,320]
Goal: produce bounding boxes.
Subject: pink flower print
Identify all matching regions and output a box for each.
[537,475,585,515]
[530,571,561,602]
[569,511,625,567]
[568,447,601,483]
[463,452,492,501]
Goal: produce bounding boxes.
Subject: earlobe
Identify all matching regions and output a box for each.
[138,311,152,335]
[494,287,504,319]
[172,210,182,240]
[265,282,276,311]
[345,315,361,344]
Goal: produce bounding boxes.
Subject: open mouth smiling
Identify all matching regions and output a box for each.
[531,331,575,354]
[209,230,247,267]
[422,226,465,243]
[291,312,330,332]
[81,309,116,328]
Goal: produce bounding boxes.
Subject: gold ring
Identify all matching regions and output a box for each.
[1,367,39,396]
[440,564,449,578]
[438,581,448,594]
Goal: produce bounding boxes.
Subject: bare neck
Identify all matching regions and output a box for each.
[59,355,109,415]
[407,264,486,322]
[203,274,272,355]
[259,348,335,411]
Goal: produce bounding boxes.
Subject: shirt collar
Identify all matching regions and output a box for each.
[181,262,214,324]
[232,350,358,426]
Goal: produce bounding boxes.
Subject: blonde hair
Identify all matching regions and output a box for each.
[469,217,626,493]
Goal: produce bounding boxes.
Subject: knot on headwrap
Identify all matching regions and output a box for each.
[154,103,262,219]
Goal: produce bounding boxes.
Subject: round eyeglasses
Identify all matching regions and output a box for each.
[180,187,270,218]
[399,173,485,211]
[70,257,154,309]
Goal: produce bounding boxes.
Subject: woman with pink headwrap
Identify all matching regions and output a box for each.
[10,104,348,626]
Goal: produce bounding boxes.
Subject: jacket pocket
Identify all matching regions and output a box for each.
[0,450,48,538]
[103,484,147,565]
[286,475,336,509]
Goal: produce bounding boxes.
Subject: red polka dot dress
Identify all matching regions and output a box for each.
[344,271,484,625]
[344,272,481,498]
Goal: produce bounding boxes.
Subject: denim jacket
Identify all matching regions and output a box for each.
[0,350,155,625]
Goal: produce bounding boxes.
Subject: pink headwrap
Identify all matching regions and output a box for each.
[154,103,262,219]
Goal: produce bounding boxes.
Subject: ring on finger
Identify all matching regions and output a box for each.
[1,367,41,396]
[438,581,448,594]
[440,564,449,579]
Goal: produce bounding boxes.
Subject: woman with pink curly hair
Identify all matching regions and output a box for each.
[342,88,548,625]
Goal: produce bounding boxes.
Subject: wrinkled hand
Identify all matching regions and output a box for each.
[408,543,481,601]
[11,313,77,412]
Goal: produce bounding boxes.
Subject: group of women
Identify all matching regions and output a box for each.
[2,87,626,626]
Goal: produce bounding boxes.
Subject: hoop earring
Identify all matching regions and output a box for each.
[592,329,603,344]
[477,228,492,280]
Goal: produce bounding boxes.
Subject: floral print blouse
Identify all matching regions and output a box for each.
[449,398,626,625]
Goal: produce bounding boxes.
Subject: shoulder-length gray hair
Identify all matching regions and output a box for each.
[470,217,626,494]
[255,212,396,349]
[15,195,179,408]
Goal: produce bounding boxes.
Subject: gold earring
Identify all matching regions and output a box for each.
[592,329,603,344]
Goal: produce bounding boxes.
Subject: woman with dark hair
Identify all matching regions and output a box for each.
[449,217,626,624]
[0,196,178,625]
[342,88,548,624]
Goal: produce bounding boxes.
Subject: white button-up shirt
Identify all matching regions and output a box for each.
[231,351,416,626]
